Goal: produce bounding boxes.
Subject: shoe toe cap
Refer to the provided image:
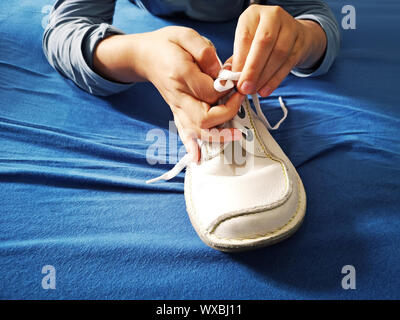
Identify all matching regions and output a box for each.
[202,177,305,250]
[210,204,296,242]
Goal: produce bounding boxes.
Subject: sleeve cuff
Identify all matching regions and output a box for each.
[291,14,337,78]
[79,23,135,96]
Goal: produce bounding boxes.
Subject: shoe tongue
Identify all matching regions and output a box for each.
[200,97,263,162]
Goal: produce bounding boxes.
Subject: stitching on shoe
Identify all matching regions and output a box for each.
[186,168,302,242]
[206,180,293,233]
[244,98,289,191]
[208,100,300,241]
[209,176,302,241]
[186,98,300,242]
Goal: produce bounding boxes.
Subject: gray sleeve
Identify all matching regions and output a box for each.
[42,0,134,96]
[265,0,341,77]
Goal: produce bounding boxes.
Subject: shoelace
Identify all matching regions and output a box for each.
[214,66,287,130]
[146,68,287,184]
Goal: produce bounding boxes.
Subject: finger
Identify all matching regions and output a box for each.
[259,41,302,95]
[204,92,245,128]
[223,56,233,69]
[237,16,281,95]
[257,27,298,96]
[174,115,200,162]
[180,92,245,129]
[211,56,238,94]
[175,93,211,131]
[171,28,221,79]
[176,106,242,143]
[182,64,227,105]
[175,115,241,162]
[232,11,257,74]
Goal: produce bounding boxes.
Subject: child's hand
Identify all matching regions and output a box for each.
[134,27,244,161]
[94,26,244,161]
[232,4,327,97]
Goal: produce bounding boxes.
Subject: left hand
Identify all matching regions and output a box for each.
[231,4,327,97]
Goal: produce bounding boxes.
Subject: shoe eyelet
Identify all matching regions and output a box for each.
[243,126,253,141]
[237,105,246,119]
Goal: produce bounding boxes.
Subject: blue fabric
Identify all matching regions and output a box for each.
[1,0,399,299]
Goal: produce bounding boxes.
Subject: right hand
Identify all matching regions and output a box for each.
[94,26,244,162]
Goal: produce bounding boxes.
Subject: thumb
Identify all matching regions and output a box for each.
[202,92,245,129]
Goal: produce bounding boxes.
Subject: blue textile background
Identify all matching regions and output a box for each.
[0,0,399,299]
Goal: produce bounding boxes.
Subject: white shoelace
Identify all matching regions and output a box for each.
[146,68,288,184]
[214,66,288,130]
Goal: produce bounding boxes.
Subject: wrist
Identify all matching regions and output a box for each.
[125,32,154,82]
[93,33,148,83]
[296,19,327,70]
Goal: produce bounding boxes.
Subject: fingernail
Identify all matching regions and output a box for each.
[222,62,232,70]
[240,81,255,94]
[259,86,272,97]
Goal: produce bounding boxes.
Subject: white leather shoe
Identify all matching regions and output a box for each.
[147,68,306,252]
[184,94,306,251]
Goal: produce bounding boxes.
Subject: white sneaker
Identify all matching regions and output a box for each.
[147,68,306,252]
